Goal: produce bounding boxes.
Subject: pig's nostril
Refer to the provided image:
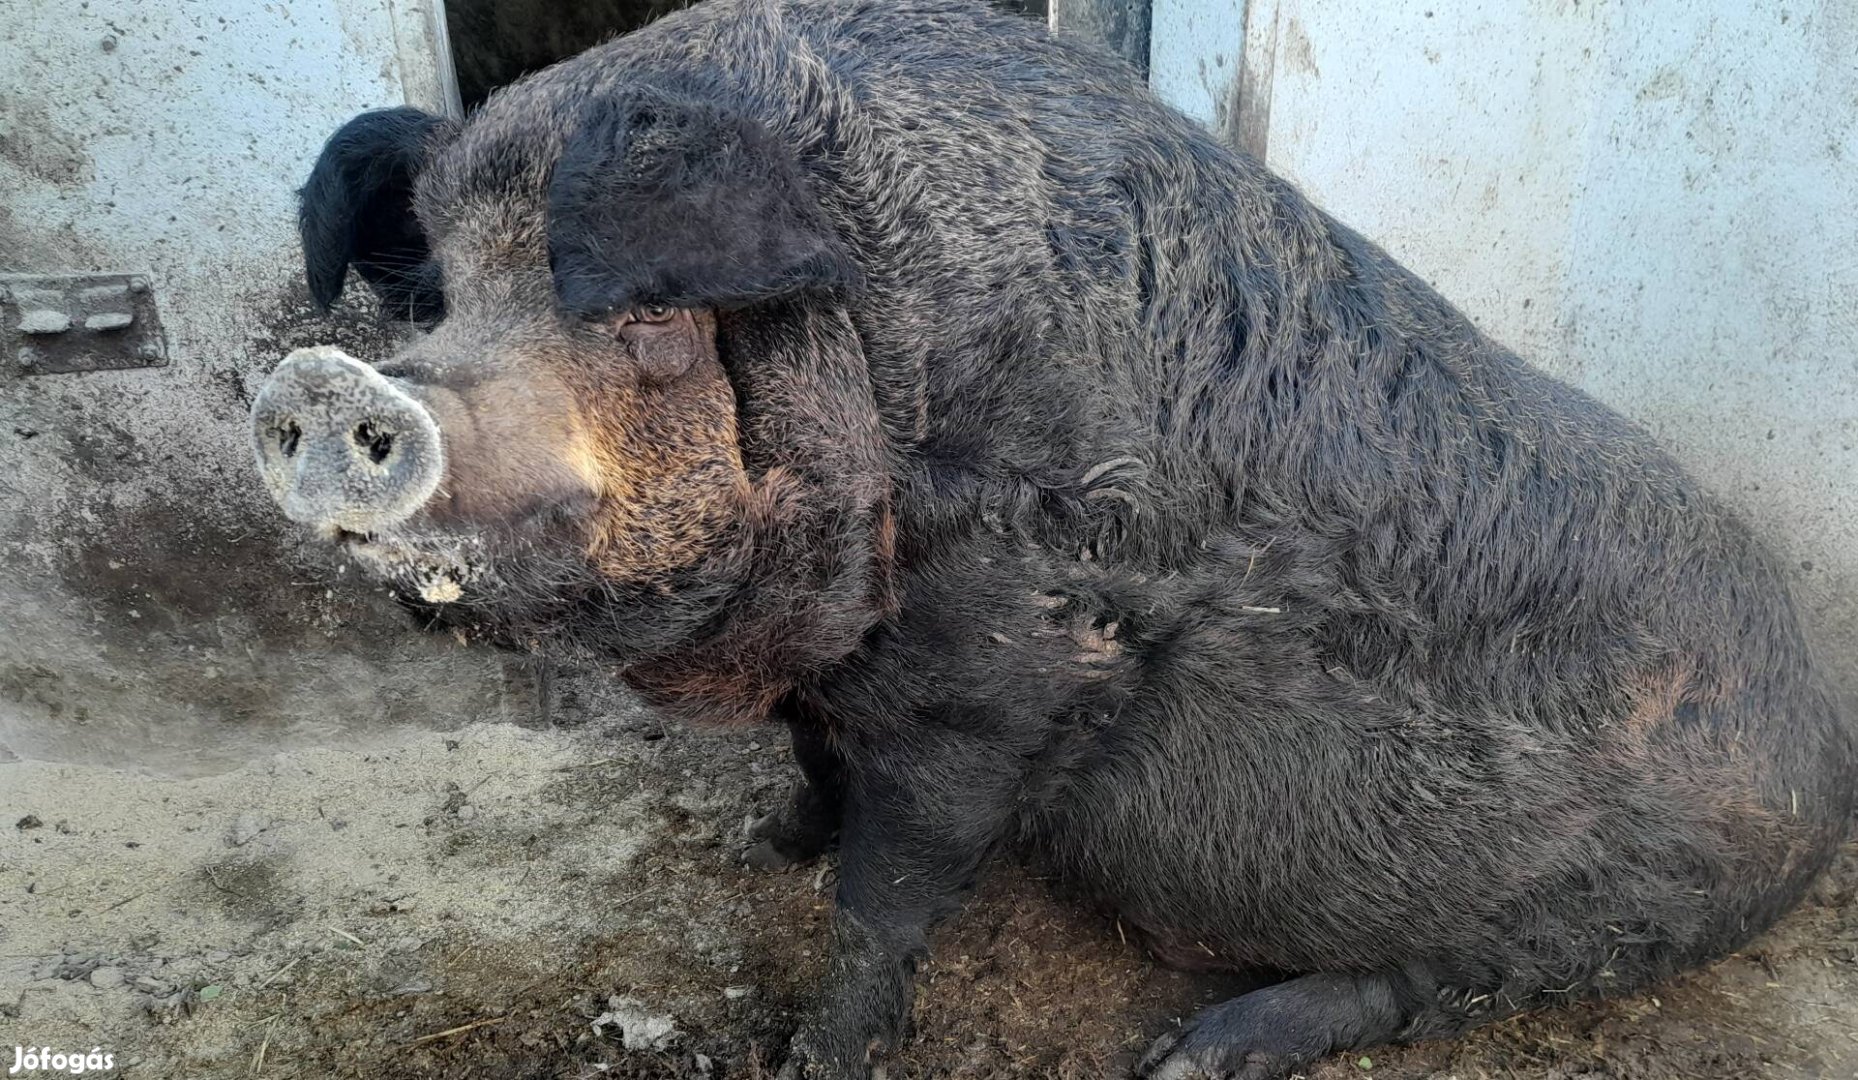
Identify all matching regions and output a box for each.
[353,421,395,465]
[276,421,301,458]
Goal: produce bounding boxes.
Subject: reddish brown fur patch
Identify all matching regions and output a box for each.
[872,503,900,617]
[736,465,809,530]
[555,313,752,583]
[629,665,791,728]
[1606,660,1817,877]
[1621,662,1696,738]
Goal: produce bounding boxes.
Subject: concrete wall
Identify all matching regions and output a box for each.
[1147,0,1244,130]
[1151,0,1858,689]
[0,0,540,776]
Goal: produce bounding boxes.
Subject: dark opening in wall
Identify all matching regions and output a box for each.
[443,0,1050,111]
[443,0,686,110]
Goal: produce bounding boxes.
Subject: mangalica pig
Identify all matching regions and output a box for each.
[250,1,1854,1076]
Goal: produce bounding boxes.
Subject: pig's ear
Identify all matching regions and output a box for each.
[299,107,454,324]
[547,95,859,316]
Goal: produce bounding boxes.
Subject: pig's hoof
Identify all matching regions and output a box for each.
[773,1036,869,1080]
[743,785,837,870]
[1139,971,1408,1079]
[1137,1030,1288,1080]
[745,834,809,870]
[1136,998,1328,1080]
[742,813,829,869]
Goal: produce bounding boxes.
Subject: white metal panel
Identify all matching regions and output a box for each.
[1148,0,1247,129]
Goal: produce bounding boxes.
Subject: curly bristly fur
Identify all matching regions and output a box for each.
[293,2,1853,1078]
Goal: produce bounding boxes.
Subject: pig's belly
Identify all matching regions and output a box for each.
[1016,690,1599,980]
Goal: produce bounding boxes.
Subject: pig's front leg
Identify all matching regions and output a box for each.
[746,715,844,870]
[777,722,1025,1079]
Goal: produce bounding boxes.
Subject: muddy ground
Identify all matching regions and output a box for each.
[3,690,1855,1080]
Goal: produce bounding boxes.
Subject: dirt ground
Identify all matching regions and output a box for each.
[3,693,1855,1080]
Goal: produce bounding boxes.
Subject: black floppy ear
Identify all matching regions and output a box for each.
[299,107,453,324]
[546,93,859,316]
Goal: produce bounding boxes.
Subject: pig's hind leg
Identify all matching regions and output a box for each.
[1137,969,1448,1080]
[746,713,844,870]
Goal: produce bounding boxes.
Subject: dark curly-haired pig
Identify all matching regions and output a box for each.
[251,0,1854,1075]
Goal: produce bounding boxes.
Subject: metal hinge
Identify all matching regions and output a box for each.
[2,273,169,374]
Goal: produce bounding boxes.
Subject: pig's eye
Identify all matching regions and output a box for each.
[588,304,682,340]
[596,304,678,334]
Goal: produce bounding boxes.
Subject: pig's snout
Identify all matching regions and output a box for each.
[251,345,444,534]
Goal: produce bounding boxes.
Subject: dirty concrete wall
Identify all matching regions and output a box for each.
[1147,0,1244,130]
[0,0,544,776]
[1150,0,1858,690]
